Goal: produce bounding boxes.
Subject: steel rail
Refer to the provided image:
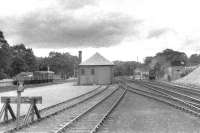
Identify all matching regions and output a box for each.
[0,85,102,125]
[53,87,121,133]
[128,80,200,113]
[127,85,200,118]
[130,79,200,106]
[4,85,111,133]
[141,81,200,104]
[90,88,127,133]
[154,80,200,95]
[161,80,200,90]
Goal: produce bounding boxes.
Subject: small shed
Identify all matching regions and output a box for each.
[78,52,114,85]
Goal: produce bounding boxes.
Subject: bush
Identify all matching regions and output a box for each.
[0,72,8,80]
[180,73,187,77]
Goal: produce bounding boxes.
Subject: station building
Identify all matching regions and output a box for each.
[78,52,114,85]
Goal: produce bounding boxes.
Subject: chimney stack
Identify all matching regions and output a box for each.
[78,51,82,63]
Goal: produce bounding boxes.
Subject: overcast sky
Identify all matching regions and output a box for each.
[0,0,200,62]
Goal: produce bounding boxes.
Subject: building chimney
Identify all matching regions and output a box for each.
[78,51,82,63]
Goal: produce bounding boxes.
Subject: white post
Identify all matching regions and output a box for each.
[16,90,21,130]
[16,81,24,130]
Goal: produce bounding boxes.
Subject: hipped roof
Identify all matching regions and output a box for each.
[79,52,114,66]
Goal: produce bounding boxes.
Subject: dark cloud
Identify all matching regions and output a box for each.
[147,28,170,39]
[59,0,97,9]
[1,11,140,48]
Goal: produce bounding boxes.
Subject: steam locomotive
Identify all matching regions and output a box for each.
[149,69,156,80]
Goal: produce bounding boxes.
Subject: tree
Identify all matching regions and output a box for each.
[11,44,37,73]
[156,49,188,66]
[143,49,188,79]
[10,56,28,76]
[38,52,79,78]
[0,31,12,78]
[144,56,153,66]
[189,54,200,65]
[113,61,138,76]
[0,44,12,73]
[23,48,37,71]
[0,69,8,80]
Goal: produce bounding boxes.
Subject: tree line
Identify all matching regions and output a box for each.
[0,31,79,80]
[143,49,200,79]
[114,49,200,77]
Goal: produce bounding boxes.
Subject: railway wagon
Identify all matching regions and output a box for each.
[14,71,54,85]
[32,71,54,83]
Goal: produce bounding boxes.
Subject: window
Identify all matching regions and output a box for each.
[91,69,95,75]
[81,69,85,75]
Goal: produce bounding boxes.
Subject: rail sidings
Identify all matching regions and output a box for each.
[2,85,110,132]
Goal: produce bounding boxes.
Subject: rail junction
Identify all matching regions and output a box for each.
[1,78,200,132]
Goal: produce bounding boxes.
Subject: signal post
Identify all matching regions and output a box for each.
[0,76,42,131]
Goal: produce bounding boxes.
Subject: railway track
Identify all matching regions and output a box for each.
[122,79,200,118]
[1,85,111,132]
[132,80,200,110]
[7,85,121,133]
[156,81,200,96]
[52,87,126,133]
[161,80,200,91]
[134,80,200,105]
[127,85,200,117]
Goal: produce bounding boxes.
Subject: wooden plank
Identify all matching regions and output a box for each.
[33,105,41,119]
[0,104,6,119]
[1,96,42,104]
[7,104,16,120]
[4,105,8,121]
[23,104,34,125]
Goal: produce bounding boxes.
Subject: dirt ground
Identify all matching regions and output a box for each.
[99,90,200,133]
[0,79,75,93]
[0,82,99,117]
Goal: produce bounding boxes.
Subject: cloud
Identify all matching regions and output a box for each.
[1,11,141,48]
[183,38,199,46]
[147,28,171,39]
[58,0,97,9]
